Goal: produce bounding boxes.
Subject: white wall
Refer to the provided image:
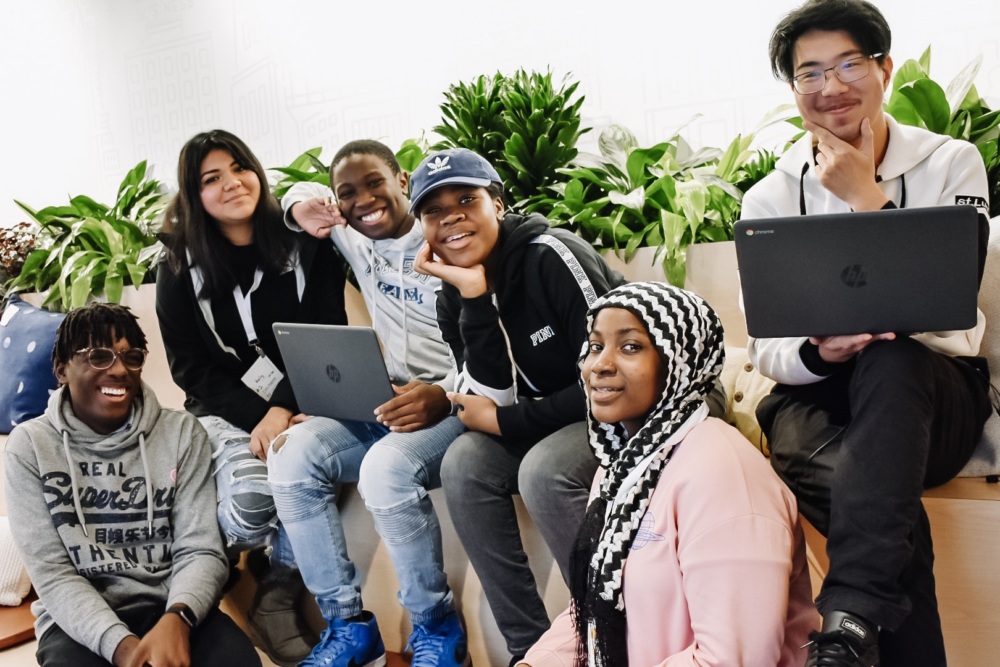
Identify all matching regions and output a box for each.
[1,0,998,227]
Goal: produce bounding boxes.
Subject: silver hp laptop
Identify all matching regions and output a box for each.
[273,323,394,423]
[735,205,980,338]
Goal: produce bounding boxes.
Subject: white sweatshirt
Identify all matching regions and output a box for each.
[741,114,989,385]
[282,181,454,389]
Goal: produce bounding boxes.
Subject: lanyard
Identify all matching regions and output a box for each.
[233,268,265,356]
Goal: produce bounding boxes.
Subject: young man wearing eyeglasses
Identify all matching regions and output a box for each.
[3,302,261,667]
[740,1,993,666]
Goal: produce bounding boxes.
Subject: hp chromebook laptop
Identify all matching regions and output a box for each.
[734,205,980,339]
[273,323,394,423]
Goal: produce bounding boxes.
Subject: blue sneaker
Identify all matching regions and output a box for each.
[408,611,470,667]
[299,611,386,667]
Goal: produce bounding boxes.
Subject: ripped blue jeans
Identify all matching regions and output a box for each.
[198,415,295,568]
[267,415,464,623]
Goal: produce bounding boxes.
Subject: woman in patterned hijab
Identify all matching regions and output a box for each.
[518,281,817,667]
[571,281,724,665]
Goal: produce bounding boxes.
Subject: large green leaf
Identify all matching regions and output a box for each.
[396,139,428,173]
[892,58,928,93]
[898,79,951,133]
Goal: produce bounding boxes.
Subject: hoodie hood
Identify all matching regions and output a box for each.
[491,213,551,283]
[775,113,950,182]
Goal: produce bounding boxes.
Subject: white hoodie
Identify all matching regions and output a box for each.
[742,114,990,385]
[282,181,454,389]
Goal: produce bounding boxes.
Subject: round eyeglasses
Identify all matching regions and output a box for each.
[75,347,148,371]
[791,53,883,95]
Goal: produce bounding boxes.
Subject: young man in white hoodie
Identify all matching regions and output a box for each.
[741,2,994,666]
[267,140,467,667]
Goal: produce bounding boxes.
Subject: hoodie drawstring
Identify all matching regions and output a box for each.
[62,431,89,537]
[61,430,154,537]
[139,432,154,533]
[399,245,411,379]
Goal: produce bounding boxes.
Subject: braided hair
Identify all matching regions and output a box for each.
[52,302,147,374]
[570,281,724,666]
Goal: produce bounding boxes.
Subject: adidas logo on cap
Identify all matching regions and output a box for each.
[427,155,451,175]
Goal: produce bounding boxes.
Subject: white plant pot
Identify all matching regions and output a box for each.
[601,243,748,348]
[685,241,748,348]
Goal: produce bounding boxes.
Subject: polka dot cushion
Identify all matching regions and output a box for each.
[0,295,65,434]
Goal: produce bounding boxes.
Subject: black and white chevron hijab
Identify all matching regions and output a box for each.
[570,281,725,667]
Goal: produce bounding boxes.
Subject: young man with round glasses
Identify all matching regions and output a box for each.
[4,302,260,666]
[740,1,993,666]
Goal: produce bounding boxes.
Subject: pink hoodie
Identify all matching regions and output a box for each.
[522,418,819,666]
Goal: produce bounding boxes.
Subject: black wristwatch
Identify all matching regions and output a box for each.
[164,604,197,628]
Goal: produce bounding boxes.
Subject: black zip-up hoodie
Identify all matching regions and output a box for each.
[155,233,347,432]
[436,213,625,442]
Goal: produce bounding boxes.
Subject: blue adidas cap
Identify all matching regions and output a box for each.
[409,148,502,215]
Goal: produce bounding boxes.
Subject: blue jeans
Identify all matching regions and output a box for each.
[199,415,295,568]
[267,415,465,624]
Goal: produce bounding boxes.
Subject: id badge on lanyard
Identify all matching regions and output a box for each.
[235,268,283,401]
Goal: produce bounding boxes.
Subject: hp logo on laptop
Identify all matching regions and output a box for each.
[841,264,868,288]
[326,365,341,383]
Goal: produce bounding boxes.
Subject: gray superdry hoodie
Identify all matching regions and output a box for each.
[3,382,227,661]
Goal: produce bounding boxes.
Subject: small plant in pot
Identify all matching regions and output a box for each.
[6,161,168,312]
[0,222,36,296]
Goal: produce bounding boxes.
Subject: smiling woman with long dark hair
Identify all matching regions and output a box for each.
[156,129,347,664]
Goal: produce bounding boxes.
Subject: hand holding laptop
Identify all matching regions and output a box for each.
[810,332,897,363]
[374,381,451,433]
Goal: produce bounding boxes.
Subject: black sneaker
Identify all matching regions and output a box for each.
[805,610,879,667]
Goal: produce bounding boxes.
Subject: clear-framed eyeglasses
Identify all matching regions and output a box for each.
[75,347,148,371]
[791,53,883,95]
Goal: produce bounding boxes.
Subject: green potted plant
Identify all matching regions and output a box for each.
[433,68,589,214]
[5,161,168,312]
[540,117,787,287]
